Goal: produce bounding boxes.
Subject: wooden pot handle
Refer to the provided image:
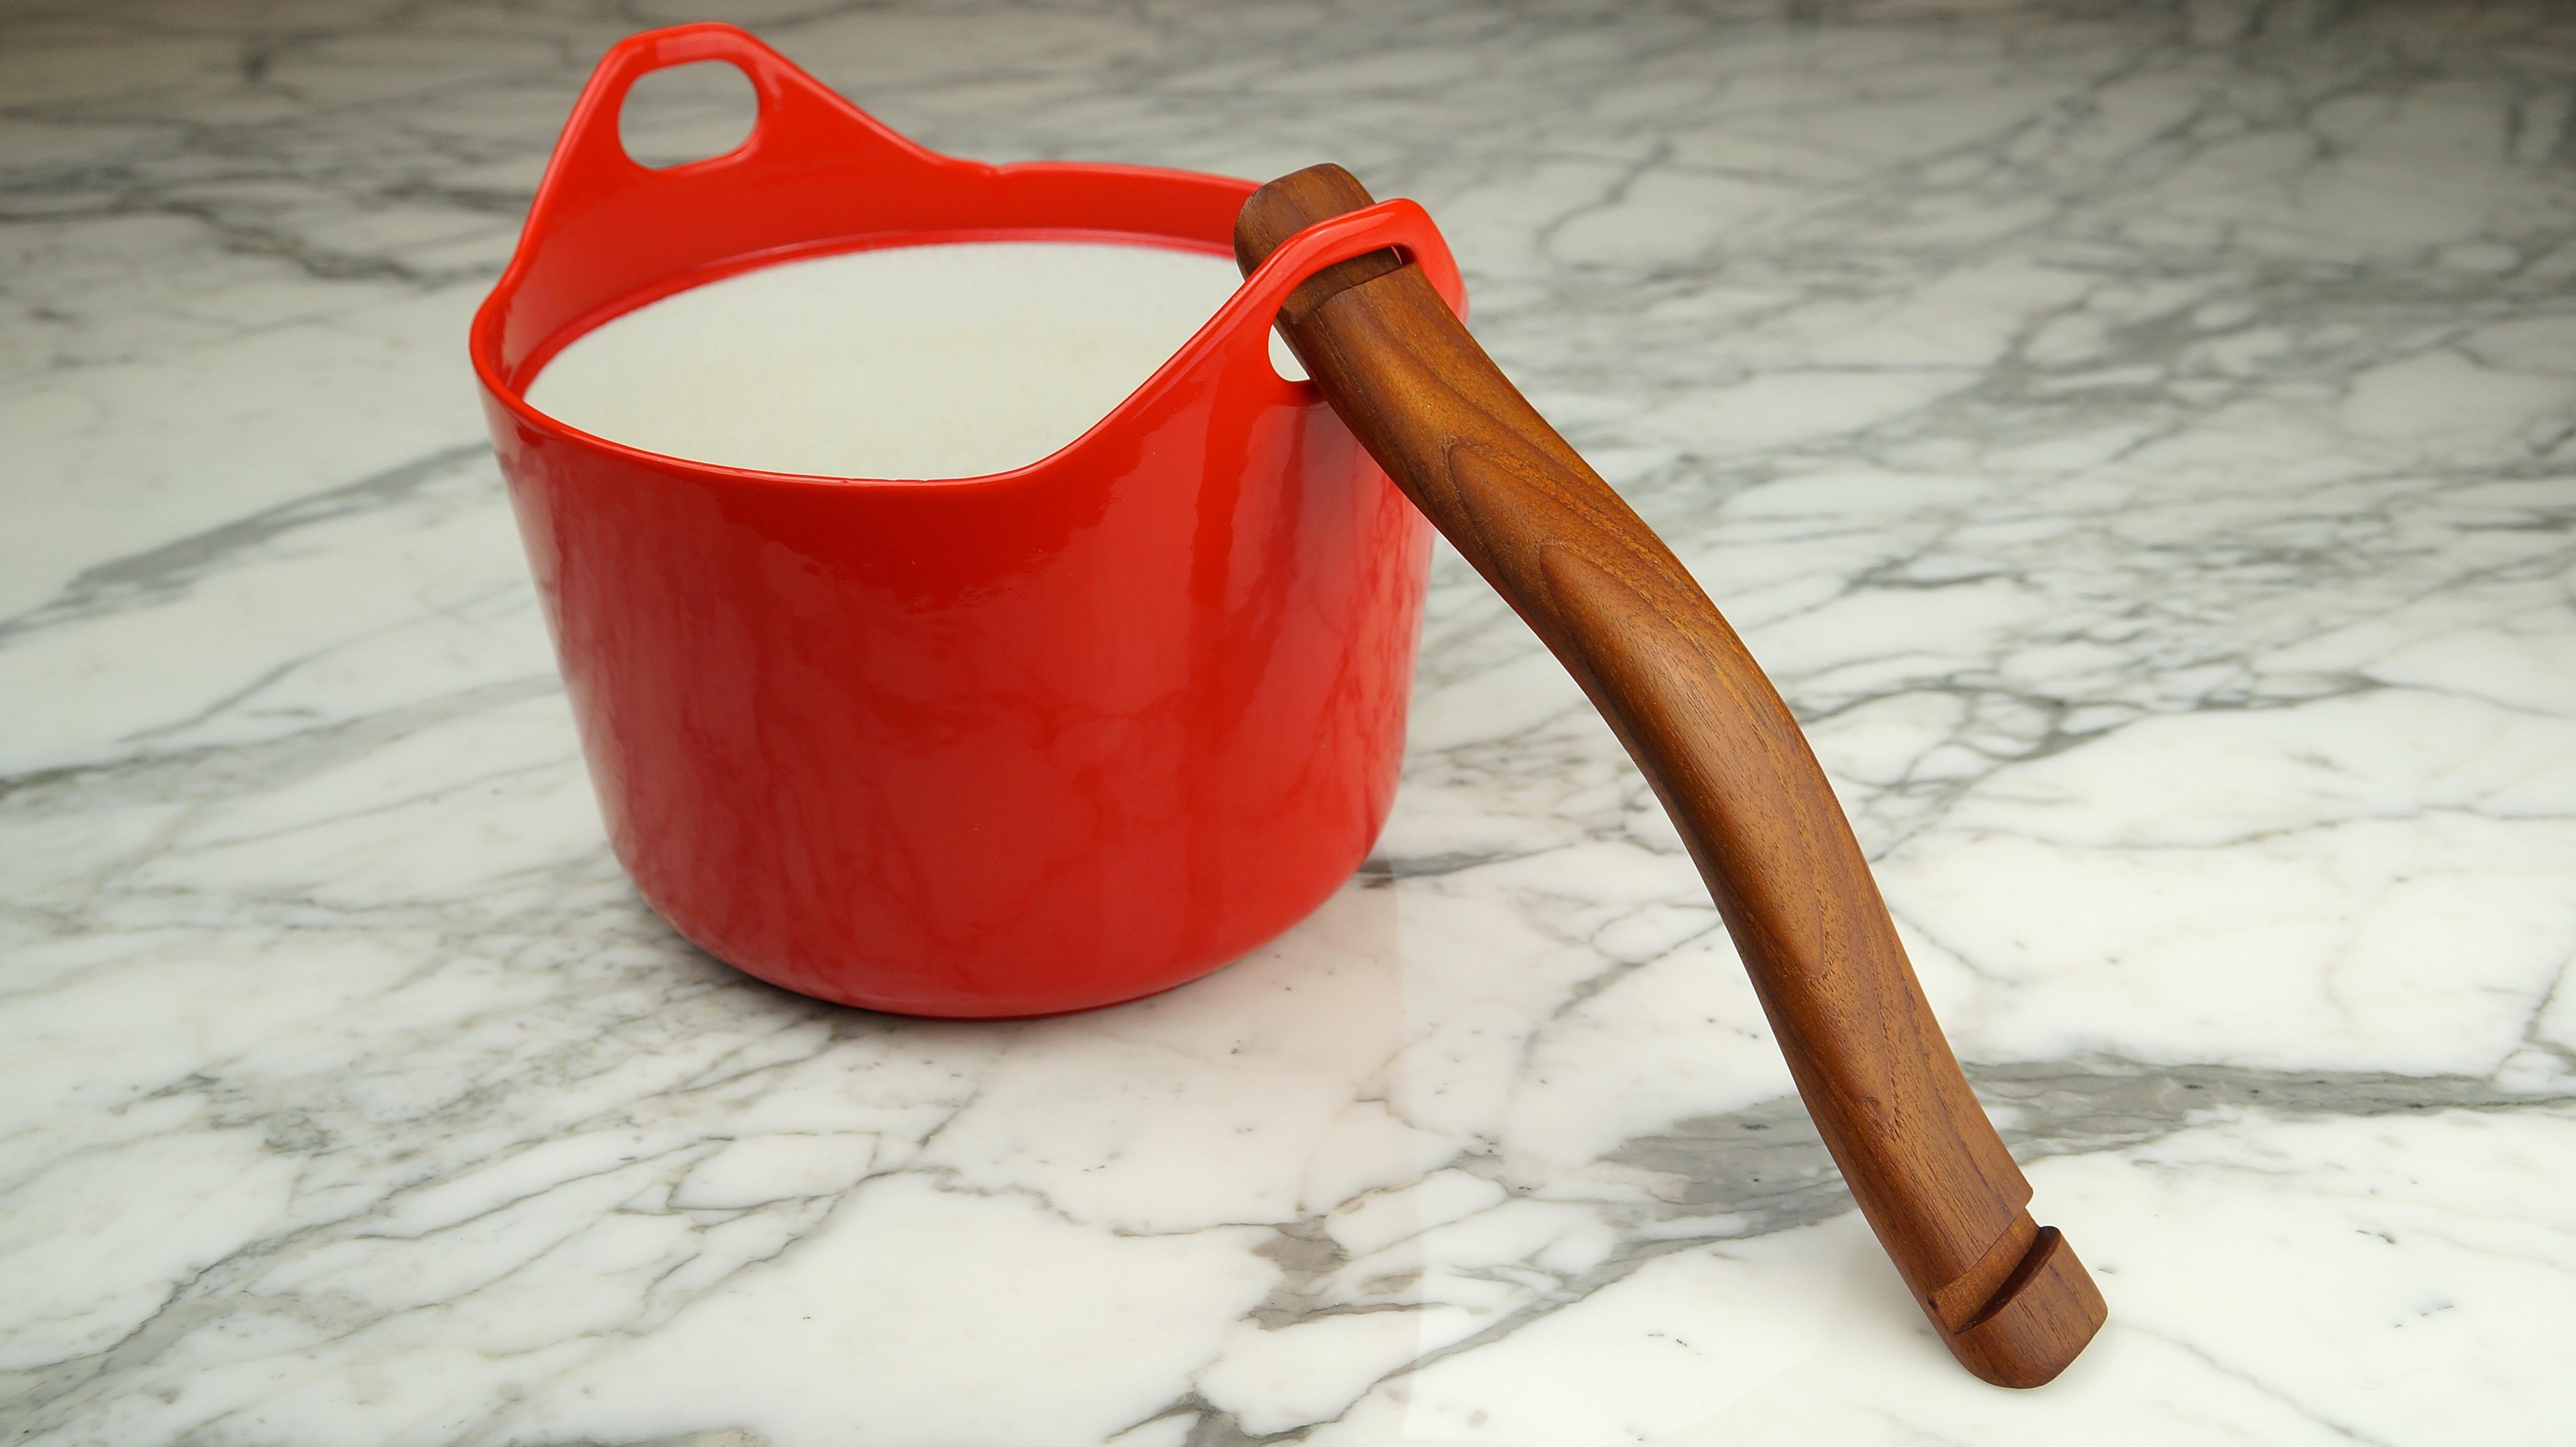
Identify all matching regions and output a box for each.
[1238,165,2105,1388]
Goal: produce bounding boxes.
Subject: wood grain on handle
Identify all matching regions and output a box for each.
[1238,165,2106,1388]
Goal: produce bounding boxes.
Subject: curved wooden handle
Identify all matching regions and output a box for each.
[1239,165,2105,1388]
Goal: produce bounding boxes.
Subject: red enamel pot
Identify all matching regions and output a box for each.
[469,23,1465,1017]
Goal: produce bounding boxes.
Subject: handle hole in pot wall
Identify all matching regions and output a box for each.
[619,59,759,169]
[1266,330,1310,385]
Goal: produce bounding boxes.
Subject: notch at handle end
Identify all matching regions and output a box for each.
[1942,1222,2107,1388]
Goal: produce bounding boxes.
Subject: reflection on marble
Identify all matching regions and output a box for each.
[5,1,2574,1443]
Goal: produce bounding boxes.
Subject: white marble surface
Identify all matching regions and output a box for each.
[6,2,2575,1443]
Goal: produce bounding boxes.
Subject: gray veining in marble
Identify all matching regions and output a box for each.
[4,2,2574,1444]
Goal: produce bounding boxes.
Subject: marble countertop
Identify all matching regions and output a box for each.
[7,2,2575,1443]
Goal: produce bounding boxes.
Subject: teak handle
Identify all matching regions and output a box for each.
[1238,165,2106,1388]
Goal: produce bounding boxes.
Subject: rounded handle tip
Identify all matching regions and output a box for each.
[1939,1225,2108,1388]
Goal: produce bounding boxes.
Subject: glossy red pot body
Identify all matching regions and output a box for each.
[469,24,1464,1016]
